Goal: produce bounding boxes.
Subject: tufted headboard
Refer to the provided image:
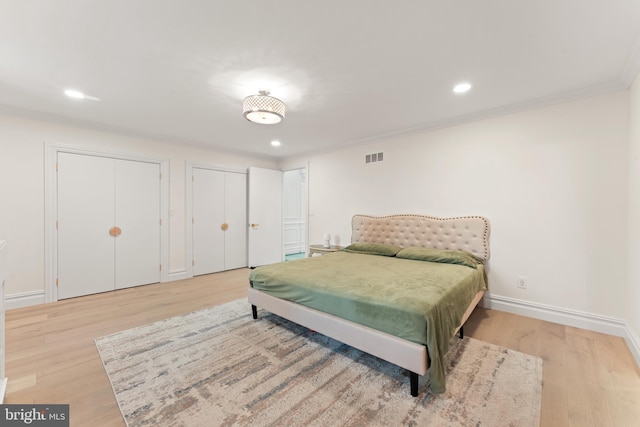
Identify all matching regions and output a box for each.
[351,214,491,261]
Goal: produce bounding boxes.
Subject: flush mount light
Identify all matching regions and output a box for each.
[64,89,100,101]
[270,140,281,147]
[243,90,285,124]
[453,82,472,94]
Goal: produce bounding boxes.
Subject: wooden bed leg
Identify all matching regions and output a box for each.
[251,304,258,320]
[410,372,419,397]
[459,325,464,339]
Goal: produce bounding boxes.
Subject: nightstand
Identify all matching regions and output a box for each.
[308,244,344,257]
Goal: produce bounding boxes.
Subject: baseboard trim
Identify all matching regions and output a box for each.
[483,293,640,368]
[5,290,46,310]
[482,294,628,337]
[625,325,640,369]
[168,269,187,281]
[4,271,189,309]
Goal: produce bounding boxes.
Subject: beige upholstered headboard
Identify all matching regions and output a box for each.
[351,214,491,261]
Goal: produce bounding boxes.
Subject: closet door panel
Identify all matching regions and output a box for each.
[115,160,161,289]
[57,153,115,299]
[224,172,247,270]
[192,168,225,275]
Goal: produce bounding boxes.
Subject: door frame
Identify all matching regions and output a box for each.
[185,162,247,278]
[44,143,170,303]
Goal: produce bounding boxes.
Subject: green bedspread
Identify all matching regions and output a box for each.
[249,251,487,393]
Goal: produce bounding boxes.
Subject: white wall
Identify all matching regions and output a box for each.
[295,91,629,322]
[628,72,640,359]
[0,112,277,303]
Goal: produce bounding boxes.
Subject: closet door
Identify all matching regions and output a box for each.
[192,168,225,275]
[223,171,247,270]
[57,153,162,299]
[57,153,115,299]
[115,160,161,289]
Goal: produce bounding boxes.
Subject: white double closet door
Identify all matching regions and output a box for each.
[57,153,161,299]
[192,168,247,275]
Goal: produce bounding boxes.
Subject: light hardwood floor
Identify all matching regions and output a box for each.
[4,269,640,426]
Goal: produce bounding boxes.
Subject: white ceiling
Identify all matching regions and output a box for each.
[2,1,640,159]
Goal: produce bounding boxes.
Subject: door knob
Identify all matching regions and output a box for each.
[250,223,260,229]
[109,226,122,237]
[221,223,229,231]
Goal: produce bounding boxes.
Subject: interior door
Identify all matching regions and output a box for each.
[283,168,307,255]
[248,166,283,267]
[57,153,115,299]
[224,171,248,270]
[192,168,226,275]
[115,159,161,289]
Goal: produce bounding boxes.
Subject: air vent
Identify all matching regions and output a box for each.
[365,152,384,164]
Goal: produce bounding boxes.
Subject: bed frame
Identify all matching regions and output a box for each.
[248,214,490,396]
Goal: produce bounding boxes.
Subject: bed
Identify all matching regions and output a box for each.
[248,214,490,396]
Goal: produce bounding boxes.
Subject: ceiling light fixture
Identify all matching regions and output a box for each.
[243,90,285,124]
[270,140,281,147]
[453,82,472,94]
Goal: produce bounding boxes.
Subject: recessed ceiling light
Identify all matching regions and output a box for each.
[271,140,281,147]
[453,82,472,94]
[64,89,100,101]
[64,89,85,99]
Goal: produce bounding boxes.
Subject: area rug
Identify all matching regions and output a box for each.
[96,299,543,427]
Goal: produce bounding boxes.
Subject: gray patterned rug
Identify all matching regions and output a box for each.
[96,299,543,427]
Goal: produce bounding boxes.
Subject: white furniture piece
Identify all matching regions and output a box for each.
[0,240,7,402]
[248,214,490,396]
[307,244,344,257]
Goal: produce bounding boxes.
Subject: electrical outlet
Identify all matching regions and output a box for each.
[517,276,527,289]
